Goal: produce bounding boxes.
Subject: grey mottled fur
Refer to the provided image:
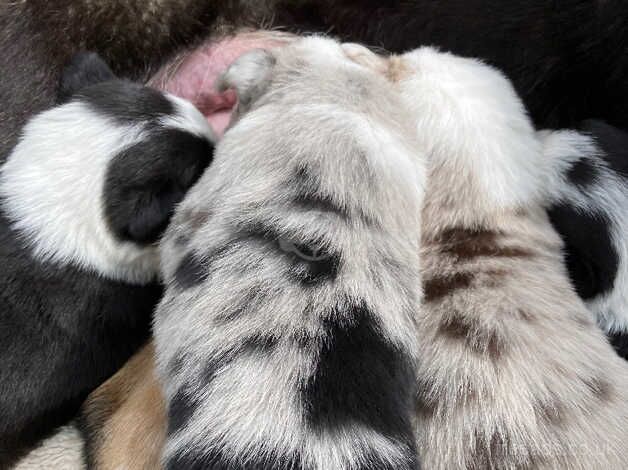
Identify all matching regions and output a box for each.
[154,36,426,469]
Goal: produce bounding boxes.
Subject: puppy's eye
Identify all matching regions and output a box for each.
[278,238,329,261]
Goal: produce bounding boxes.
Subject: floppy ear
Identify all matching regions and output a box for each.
[58,52,116,103]
[103,128,213,245]
[216,49,275,113]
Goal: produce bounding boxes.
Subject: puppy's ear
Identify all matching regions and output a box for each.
[58,52,116,103]
[216,49,275,113]
[104,129,213,245]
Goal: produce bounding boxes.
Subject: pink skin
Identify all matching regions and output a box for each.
[152,32,293,137]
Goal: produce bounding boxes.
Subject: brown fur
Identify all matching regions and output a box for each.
[79,343,166,470]
[414,169,628,470]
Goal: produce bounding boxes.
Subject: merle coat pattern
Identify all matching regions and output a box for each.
[153,37,426,470]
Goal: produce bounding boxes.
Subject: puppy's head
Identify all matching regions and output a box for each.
[162,36,425,298]
[0,53,215,283]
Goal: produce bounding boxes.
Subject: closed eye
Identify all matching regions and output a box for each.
[278,238,330,262]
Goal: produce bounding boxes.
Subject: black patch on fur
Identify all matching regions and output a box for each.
[0,212,159,463]
[213,288,263,324]
[104,128,213,244]
[566,158,598,188]
[547,204,618,299]
[609,332,628,360]
[167,387,198,436]
[166,448,307,470]
[356,448,420,470]
[173,252,208,290]
[300,302,416,449]
[168,352,187,376]
[78,79,174,125]
[200,333,279,385]
[57,52,116,103]
[581,120,628,178]
[293,193,350,220]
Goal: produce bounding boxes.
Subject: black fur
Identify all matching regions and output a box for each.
[166,448,307,470]
[0,212,161,466]
[609,333,628,359]
[566,158,598,189]
[276,0,628,130]
[167,387,199,436]
[78,80,175,126]
[547,120,627,343]
[0,53,213,462]
[300,301,417,461]
[58,52,116,103]
[288,248,339,286]
[173,252,209,290]
[553,119,628,361]
[198,333,280,386]
[104,128,212,244]
[4,1,628,159]
[581,119,628,177]
[548,205,618,301]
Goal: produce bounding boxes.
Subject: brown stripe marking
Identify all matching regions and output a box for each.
[534,398,566,426]
[582,376,613,402]
[423,268,508,303]
[424,272,474,302]
[468,432,539,470]
[432,227,532,260]
[437,311,505,361]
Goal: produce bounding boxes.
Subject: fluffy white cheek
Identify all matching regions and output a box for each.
[0,101,158,283]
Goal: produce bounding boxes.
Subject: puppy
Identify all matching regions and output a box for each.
[356,45,628,468]
[541,122,628,358]
[154,36,425,469]
[0,52,214,464]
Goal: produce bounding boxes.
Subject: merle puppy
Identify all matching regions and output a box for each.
[0,53,214,465]
[155,36,425,470]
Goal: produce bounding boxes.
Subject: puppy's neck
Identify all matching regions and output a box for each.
[0,101,160,284]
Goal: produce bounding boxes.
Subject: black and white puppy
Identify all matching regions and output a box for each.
[0,53,214,464]
[543,120,628,357]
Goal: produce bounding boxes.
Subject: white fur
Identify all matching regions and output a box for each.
[397,47,544,215]
[0,95,213,284]
[12,425,84,470]
[161,94,216,138]
[155,36,425,469]
[540,129,628,332]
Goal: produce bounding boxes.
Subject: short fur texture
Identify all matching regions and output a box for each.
[541,123,628,355]
[0,53,214,464]
[381,46,628,469]
[61,40,628,470]
[2,3,625,340]
[79,343,166,470]
[153,36,426,469]
[11,425,84,470]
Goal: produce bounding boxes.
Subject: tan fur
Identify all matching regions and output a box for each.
[416,201,628,469]
[80,343,166,470]
[386,48,628,469]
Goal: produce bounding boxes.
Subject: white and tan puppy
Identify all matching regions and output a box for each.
[344,44,628,469]
[153,36,426,469]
